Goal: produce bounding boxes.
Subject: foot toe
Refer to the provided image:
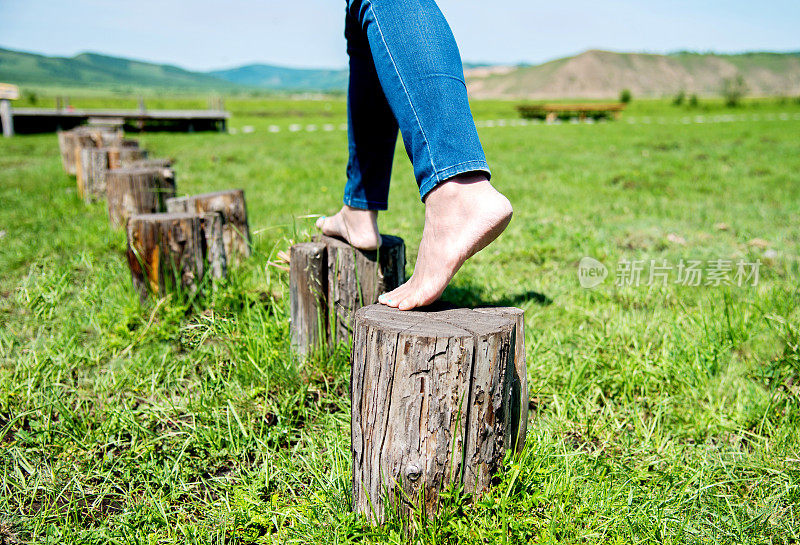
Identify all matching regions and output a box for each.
[379,285,409,307]
[383,297,401,308]
[397,297,416,311]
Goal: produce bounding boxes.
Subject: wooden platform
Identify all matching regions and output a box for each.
[5,107,229,135]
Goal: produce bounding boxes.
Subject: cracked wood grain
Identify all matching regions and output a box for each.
[126,212,225,301]
[351,304,525,523]
[166,189,251,263]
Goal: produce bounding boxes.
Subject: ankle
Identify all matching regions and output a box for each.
[342,204,378,219]
[425,173,491,203]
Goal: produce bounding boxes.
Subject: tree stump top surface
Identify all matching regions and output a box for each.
[293,241,327,251]
[319,233,404,251]
[108,166,167,176]
[129,212,201,223]
[355,303,517,338]
[182,189,245,200]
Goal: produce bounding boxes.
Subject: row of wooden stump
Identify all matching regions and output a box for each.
[57,125,252,300]
[288,235,529,522]
[56,125,528,523]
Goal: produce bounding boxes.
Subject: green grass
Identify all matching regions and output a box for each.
[1,96,799,544]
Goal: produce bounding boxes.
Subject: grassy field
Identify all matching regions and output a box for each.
[1,96,799,544]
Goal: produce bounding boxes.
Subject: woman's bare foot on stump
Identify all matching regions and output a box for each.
[379,174,512,311]
[315,205,382,250]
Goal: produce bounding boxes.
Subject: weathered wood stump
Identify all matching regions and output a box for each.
[351,304,527,523]
[73,132,132,196]
[106,167,176,228]
[321,234,405,344]
[475,307,528,454]
[78,146,149,202]
[165,190,251,263]
[289,242,328,358]
[126,212,226,300]
[289,235,405,354]
[58,127,123,176]
[122,157,172,169]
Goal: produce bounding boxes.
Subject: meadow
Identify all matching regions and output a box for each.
[1,94,799,544]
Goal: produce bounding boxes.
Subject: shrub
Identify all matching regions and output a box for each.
[672,90,686,106]
[22,90,38,106]
[689,94,699,107]
[721,75,748,107]
[619,89,632,104]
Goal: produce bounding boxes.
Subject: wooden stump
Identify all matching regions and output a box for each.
[73,131,127,195]
[165,189,251,263]
[126,212,226,300]
[58,127,123,176]
[289,235,405,353]
[122,157,172,169]
[321,234,405,344]
[78,146,149,202]
[57,131,75,174]
[289,242,328,358]
[351,304,525,523]
[475,307,528,454]
[107,167,176,228]
[200,212,227,281]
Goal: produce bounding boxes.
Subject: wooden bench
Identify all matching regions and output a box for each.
[517,102,626,122]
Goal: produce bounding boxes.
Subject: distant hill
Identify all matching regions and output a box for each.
[209,64,347,91]
[2,47,799,98]
[465,50,800,99]
[207,63,499,91]
[0,48,234,90]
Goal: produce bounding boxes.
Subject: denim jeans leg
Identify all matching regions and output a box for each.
[343,5,399,211]
[347,0,490,201]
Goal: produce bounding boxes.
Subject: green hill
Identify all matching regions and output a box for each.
[209,64,347,92]
[0,48,235,90]
[3,46,800,98]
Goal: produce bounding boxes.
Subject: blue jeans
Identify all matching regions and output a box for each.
[343,0,490,211]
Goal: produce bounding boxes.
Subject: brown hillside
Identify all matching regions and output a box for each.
[465,50,800,99]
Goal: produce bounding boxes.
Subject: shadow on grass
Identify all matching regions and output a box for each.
[440,279,553,309]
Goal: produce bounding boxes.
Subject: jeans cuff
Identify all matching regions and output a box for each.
[343,196,389,211]
[418,160,492,201]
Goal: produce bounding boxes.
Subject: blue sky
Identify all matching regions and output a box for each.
[1,0,798,70]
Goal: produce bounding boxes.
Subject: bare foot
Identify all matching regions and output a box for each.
[315,205,382,250]
[378,173,512,311]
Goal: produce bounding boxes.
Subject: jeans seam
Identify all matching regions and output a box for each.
[418,73,466,85]
[435,159,489,174]
[367,2,440,179]
[344,196,388,210]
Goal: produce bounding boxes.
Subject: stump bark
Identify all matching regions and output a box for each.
[106,167,176,228]
[351,304,525,523]
[78,146,148,202]
[320,234,405,344]
[58,127,123,176]
[289,242,328,359]
[165,189,251,263]
[475,307,528,454]
[126,212,226,300]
